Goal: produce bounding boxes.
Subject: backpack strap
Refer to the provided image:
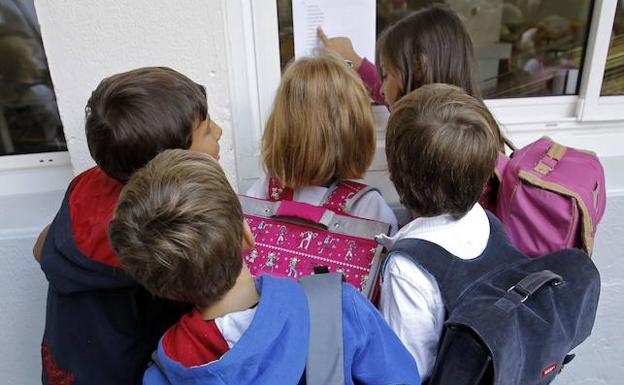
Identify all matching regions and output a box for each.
[503,135,517,153]
[321,180,379,214]
[268,177,378,215]
[299,271,345,385]
[502,270,563,305]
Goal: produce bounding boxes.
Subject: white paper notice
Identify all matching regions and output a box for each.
[292,0,376,63]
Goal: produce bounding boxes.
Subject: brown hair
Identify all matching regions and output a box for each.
[386,84,499,218]
[85,67,207,182]
[108,149,244,307]
[376,5,505,150]
[376,5,481,99]
[262,53,376,188]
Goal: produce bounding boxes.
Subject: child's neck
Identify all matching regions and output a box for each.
[199,265,259,320]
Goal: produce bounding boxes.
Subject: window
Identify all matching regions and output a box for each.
[0,0,66,157]
[276,0,594,99]
[576,0,624,121]
[226,0,624,195]
[602,1,624,96]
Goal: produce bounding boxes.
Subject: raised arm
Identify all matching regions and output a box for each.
[317,27,385,105]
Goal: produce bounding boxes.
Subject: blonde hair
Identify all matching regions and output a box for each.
[262,53,376,188]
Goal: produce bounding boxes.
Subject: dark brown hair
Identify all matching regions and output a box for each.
[386,84,499,218]
[85,67,207,182]
[109,149,244,307]
[376,5,480,98]
[376,5,505,150]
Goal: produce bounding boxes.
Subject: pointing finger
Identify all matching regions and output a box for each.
[317,26,329,45]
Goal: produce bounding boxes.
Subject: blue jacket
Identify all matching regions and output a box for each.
[40,170,189,385]
[145,275,420,385]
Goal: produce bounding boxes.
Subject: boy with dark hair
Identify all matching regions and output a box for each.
[109,149,420,385]
[377,83,500,381]
[33,67,222,385]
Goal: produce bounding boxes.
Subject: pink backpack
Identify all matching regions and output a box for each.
[481,136,606,257]
[239,179,391,298]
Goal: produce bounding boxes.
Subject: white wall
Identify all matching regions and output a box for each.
[34,0,239,185]
[553,196,624,385]
[0,189,68,385]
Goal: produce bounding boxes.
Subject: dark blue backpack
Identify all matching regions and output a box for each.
[387,213,600,385]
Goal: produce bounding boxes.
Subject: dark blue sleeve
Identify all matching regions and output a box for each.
[343,284,421,385]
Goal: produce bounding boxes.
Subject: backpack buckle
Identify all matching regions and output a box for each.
[507,285,530,303]
[534,161,553,175]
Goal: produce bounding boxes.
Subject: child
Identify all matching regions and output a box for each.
[34,67,222,385]
[108,149,421,385]
[246,53,398,234]
[320,5,505,212]
[377,84,500,381]
[319,4,504,149]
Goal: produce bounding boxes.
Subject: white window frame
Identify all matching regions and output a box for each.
[0,0,72,195]
[0,151,70,171]
[225,0,624,195]
[0,152,72,196]
[0,102,71,195]
[578,0,622,121]
[0,103,71,194]
[225,0,281,191]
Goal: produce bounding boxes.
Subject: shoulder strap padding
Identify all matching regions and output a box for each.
[299,272,345,385]
[322,180,379,214]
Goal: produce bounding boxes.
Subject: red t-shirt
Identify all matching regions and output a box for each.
[162,310,229,366]
[69,167,230,367]
[69,167,123,267]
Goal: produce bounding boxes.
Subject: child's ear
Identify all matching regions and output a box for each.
[241,220,255,250]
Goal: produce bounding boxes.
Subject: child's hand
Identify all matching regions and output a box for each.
[33,224,50,263]
[317,27,363,70]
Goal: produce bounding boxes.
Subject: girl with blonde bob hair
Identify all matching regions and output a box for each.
[247,53,398,233]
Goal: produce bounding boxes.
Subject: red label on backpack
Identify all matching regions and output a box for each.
[541,363,558,378]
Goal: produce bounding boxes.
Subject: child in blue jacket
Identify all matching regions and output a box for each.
[34,67,223,385]
[108,149,421,385]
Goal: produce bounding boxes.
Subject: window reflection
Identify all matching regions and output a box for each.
[601,1,624,96]
[276,0,594,99]
[0,0,66,156]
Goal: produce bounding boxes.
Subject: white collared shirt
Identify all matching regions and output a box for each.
[378,204,490,381]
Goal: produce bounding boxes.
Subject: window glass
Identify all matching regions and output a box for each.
[0,0,66,156]
[601,1,624,96]
[277,0,594,99]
